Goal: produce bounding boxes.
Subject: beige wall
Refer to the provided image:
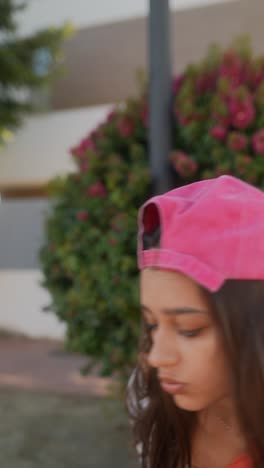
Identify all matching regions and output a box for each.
[50,0,262,109]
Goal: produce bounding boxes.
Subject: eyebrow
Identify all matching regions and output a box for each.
[140,305,208,316]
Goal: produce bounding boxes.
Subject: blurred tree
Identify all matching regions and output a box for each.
[0,0,72,147]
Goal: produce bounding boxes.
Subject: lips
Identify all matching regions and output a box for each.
[159,377,186,395]
[160,376,182,384]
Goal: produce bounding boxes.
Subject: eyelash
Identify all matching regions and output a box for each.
[145,323,203,338]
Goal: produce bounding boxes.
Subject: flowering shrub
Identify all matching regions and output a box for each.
[171,38,264,186]
[40,97,150,379]
[40,38,264,381]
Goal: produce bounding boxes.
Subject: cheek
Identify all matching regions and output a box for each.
[192,336,228,383]
[195,349,230,402]
[174,333,231,410]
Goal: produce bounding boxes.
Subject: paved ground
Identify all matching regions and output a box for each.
[0,336,111,396]
[0,336,138,468]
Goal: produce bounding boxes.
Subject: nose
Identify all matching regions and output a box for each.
[147,328,181,369]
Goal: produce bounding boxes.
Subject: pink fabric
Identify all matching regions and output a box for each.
[137,175,264,291]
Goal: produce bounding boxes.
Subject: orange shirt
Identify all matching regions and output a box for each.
[229,453,253,468]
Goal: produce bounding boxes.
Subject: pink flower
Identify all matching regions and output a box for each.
[86,181,107,198]
[229,97,255,130]
[227,132,248,151]
[219,50,246,88]
[70,137,96,159]
[76,210,89,222]
[248,64,264,89]
[252,129,264,155]
[210,126,227,141]
[170,151,198,178]
[118,116,134,137]
[106,109,117,123]
[70,146,83,158]
[80,137,95,152]
[173,74,185,94]
[196,71,217,94]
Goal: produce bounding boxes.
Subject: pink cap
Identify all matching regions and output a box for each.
[137,175,264,291]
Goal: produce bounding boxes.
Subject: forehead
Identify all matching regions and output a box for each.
[140,268,209,311]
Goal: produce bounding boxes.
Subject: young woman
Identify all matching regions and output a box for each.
[127,175,264,468]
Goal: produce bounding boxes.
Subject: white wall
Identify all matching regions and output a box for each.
[17,0,233,36]
[0,104,112,339]
[0,271,66,339]
[0,104,111,186]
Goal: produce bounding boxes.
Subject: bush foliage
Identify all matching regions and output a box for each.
[40,38,264,380]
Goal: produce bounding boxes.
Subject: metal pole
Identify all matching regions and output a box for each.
[148,0,173,195]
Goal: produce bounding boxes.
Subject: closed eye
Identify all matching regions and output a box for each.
[178,328,204,338]
[144,322,204,338]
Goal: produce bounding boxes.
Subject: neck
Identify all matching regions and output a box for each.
[199,396,240,432]
[191,397,249,467]
[197,396,247,451]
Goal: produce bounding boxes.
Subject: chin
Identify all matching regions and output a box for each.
[172,394,207,412]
